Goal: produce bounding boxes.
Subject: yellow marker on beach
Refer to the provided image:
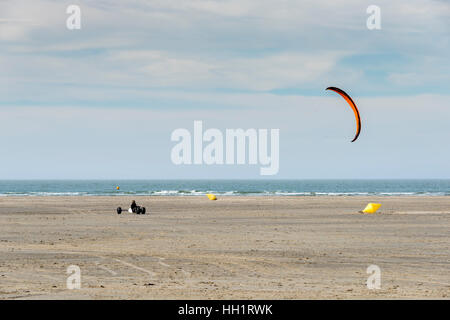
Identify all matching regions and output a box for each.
[206,194,217,200]
[362,203,381,214]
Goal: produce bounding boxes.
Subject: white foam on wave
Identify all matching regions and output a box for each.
[0,190,448,197]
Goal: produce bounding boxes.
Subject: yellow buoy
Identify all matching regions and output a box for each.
[116,186,120,190]
[206,194,217,200]
[362,203,381,214]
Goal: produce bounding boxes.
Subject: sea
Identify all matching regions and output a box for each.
[0,180,449,196]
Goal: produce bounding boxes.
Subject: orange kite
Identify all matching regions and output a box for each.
[326,87,361,142]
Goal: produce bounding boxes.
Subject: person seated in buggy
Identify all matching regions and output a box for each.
[130,200,146,214]
[130,200,138,212]
[116,200,146,215]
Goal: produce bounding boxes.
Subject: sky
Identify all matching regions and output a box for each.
[0,0,449,179]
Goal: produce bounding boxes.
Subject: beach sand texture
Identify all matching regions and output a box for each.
[0,196,449,299]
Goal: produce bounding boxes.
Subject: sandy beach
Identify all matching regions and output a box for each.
[0,196,448,299]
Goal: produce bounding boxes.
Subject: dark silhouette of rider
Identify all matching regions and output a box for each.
[131,200,137,212]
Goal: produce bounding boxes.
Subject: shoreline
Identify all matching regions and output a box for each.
[1,194,450,197]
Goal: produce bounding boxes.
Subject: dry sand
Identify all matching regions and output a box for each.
[0,196,449,299]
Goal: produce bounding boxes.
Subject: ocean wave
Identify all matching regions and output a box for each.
[0,190,448,196]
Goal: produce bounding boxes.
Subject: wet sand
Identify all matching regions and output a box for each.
[0,196,449,299]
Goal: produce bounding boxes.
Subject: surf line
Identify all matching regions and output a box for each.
[171,120,279,175]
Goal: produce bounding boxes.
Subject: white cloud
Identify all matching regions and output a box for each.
[105,50,343,90]
[0,0,448,104]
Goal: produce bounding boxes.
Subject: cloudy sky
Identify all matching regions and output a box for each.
[0,0,449,179]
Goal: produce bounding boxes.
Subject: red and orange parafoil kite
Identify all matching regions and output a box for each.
[326,87,361,142]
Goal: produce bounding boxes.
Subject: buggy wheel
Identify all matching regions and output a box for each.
[117,207,122,214]
[141,207,146,215]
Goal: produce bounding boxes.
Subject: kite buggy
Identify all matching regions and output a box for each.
[117,200,146,215]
